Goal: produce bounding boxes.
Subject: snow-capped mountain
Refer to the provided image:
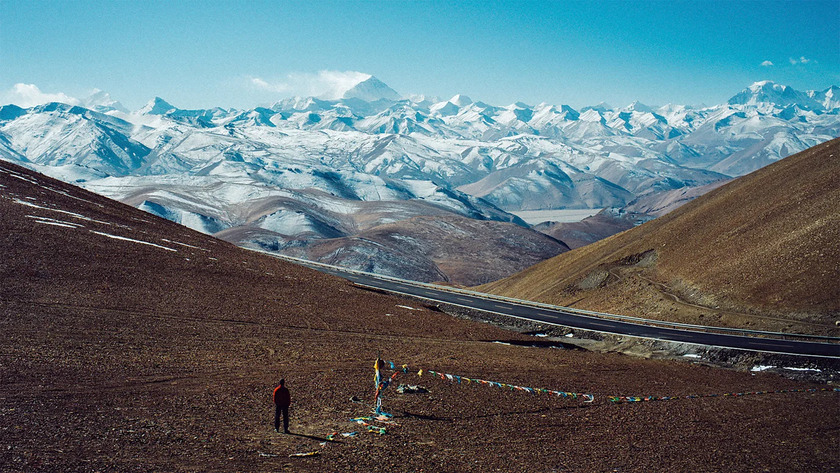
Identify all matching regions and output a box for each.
[138,97,178,115]
[0,78,837,281]
[340,75,402,102]
[81,89,129,114]
[728,80,823,111]
[812,85,840,110]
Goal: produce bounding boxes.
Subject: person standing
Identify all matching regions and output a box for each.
[273,379,291,433]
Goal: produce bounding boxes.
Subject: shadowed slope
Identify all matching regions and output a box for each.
[481,139,840,334]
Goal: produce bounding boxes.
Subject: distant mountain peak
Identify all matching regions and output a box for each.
[138,97,177,115]
[449,94,473,107]
[624,101,653,113]
[807,85,840,111]
[341,76,401,102]
[582,102,613,113]
[81,89,129,113]
[579,109,605,123]
[729,81,819,109]
[750,79,777,89]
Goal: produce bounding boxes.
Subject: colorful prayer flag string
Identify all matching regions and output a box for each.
[374,359,836,415]
[423,369,595,402]
[313,360,839,457]
[376,360,595,404]
[374,358,403,416]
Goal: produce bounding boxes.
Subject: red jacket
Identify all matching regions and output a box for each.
[273,385,291,407]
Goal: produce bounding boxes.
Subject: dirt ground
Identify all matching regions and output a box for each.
[1,160,839,472]
[2,295,838,473]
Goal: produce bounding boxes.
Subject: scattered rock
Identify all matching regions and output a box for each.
[396,384,429,394]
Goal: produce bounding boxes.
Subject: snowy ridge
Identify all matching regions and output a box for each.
[0,79,838,280]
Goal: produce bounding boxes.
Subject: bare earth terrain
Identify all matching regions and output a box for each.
[1,160,838,472]
[481,139,840,337]
[286,215,569,286]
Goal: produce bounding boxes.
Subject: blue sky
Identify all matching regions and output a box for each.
[1,0,838,110]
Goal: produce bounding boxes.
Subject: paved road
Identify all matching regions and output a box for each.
[278,256,840,358]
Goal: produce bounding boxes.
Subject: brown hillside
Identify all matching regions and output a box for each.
[287,215,569,286]
[480,139,840,335]
[1,159,838,472]
[534,210,638,249]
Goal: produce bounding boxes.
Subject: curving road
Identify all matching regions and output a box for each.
[272,254,840,358]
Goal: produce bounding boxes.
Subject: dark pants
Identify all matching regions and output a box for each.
[274,405,289,432]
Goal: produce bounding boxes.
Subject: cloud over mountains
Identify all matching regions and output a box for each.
[1,83,81,108]
[248,70,375,100]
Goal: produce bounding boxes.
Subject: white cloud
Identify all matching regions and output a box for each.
[761,60,774,67]
[789,56,814,65]
[2,83,80,107]
[248,70,371,100]
[249,77,280,92]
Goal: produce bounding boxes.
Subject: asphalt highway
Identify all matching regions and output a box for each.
[306,263,840,359]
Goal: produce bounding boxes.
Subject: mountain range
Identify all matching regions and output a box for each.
[1,78,837,282]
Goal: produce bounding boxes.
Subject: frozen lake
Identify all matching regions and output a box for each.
[510,209,602,225]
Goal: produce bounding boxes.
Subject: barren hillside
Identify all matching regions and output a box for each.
[481,139,840,335]
[283,215,570,286]
[1,160,837,472]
